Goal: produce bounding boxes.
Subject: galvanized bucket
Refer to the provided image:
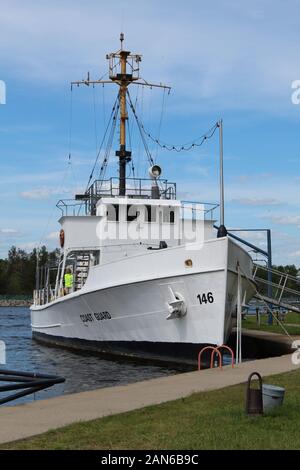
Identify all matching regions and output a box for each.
[262,384,285,412]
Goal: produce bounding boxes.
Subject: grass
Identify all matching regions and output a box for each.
[2,368,300,450]
[242,312,300,335]
[284,312,300,324]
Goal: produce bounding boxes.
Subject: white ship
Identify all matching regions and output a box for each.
[31,36,256,363]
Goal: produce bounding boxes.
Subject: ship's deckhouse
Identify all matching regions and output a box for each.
[59,198,216,256]
[55,195,217,294]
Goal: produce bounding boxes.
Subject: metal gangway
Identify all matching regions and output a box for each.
[253,264,300,313]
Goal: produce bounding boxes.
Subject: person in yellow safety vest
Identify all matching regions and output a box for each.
[64,268,74,295]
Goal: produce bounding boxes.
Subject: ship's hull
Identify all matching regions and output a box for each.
[31,237,256,363]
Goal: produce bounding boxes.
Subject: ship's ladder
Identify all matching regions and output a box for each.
[74,252,90,290]
[253,263,300,314]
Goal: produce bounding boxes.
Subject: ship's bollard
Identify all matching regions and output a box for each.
[246,372,263,416]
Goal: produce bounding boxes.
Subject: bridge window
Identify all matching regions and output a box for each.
[127,205,140,222]
[163,207,175,224]
[107,204,119,222]
[145,205,157,223]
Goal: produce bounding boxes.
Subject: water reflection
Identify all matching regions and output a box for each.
[0,307,181,405]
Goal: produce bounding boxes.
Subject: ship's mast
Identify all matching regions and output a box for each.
[113,33,136,196]
[72,33,170,196]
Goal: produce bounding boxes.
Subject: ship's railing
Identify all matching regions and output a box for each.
[33,248,101,306]
[34,259,64,306]
[33,287,62,306]
[181,201,219,221]
[58,177,177,216]
[253,263,300,313]
[57,198,219,220]
[86,177,177,201]
[56,199,89,217]
[57,177,177,216]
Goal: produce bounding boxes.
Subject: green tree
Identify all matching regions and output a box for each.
[0,245,61,296]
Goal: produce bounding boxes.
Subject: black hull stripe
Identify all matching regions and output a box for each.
[33,332,215,367]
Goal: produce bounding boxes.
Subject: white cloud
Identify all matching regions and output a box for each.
[20,188,54,200]
[231,198,280,206]
[228,230,267,241]
[177,174,298,207]
[0,228,19,234]
[18,241,38,251]
[290,250,300,258]
[0,170,67,186]
[0,124,51,134]
[267,215,300,226]
[46,231,59,240]
[20,186,75,200]
[0,0,299,113]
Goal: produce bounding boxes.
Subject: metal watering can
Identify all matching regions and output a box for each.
[246,372,263,416]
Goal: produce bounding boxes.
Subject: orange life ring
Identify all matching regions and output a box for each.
[59,229,65,248]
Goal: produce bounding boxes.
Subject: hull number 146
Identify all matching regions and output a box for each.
[197,292,214,305]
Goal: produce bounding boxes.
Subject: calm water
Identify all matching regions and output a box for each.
[0,307,181,405]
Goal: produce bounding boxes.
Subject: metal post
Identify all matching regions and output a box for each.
[236,263,242,364]
[35,248,39,291]
[267,229,273,325]
[236,267,239,365]
[219,119,225,227]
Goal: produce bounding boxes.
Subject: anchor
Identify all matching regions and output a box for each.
[166,287,187,320]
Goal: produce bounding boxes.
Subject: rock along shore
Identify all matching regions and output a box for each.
[0,299,32,307]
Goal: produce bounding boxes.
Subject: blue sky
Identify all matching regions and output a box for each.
[0,0,300,264]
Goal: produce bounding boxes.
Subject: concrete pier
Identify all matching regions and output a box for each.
[0,353,299,445]
[228,329,298,359]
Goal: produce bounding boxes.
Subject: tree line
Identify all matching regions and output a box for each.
[0,246,60,296]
